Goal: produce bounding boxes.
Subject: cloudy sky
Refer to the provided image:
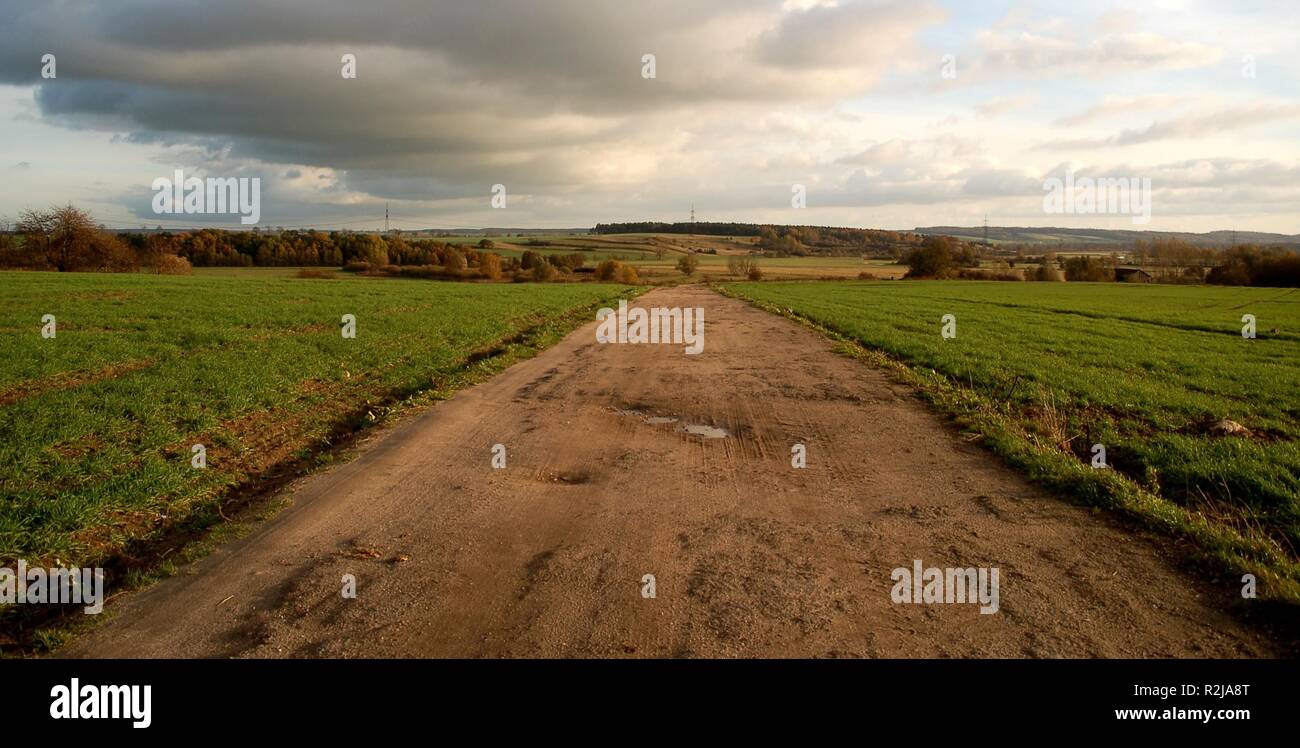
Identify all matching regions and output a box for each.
[1,0,1297,232]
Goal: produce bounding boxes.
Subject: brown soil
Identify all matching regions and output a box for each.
[62,286,1281,658]
[0,358,154,406]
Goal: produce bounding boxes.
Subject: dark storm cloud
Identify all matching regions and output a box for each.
[0,0,944,208]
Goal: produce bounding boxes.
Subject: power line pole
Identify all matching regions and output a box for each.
[983,214,988,246]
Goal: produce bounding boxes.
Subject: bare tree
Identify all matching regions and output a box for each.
[16,208,55,267]
[676,254,699,276]
[143,234,179,273]
[16,204,141,272]
[727,255,758,277]
[18,204,98,271]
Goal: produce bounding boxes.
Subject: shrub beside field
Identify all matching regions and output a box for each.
[0,271,632,569]
[725,280,1300,601]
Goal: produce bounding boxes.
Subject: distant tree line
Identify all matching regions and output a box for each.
[1122,239,1300,286]
[594,221,763,237]
[900,232,1300,287]
[0,207,516,279]
[594,221,922,258]
[155,228,496,269]
[1206,246,1300,286]
[0,206,647,284]
[0,205,192,274]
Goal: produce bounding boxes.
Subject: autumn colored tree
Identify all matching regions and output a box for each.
[727,255,758,276]
[520,249,544,270]
[17,205,143,272]
[594,259,620,280]
[18,205,95,271]
[904,236,957,278]
[531,258,558,282]
[443,248,467,273]
[616,263,640,284]
[359,234,389,266]
[479,252,503,280]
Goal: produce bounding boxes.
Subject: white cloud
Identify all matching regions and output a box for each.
[1053,95,1188,126]
[1038,103,1300,149]
[975,94,1038,118]
[0,1,1295,232]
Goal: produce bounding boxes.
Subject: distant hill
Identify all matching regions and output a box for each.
[914,226,1300,248]
[460,228,590,236]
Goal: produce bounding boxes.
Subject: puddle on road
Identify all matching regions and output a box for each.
[677,423,731,439]
[612,407,730,438]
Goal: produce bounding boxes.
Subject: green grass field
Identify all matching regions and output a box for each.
[0,271,629,568]
[491,246,654,263]
[190,266,312,278]
[725,280,1300,599]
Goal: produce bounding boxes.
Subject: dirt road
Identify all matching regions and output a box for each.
[64,286,1277,657]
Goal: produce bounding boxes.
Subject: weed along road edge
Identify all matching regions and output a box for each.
[62,286,1278,658]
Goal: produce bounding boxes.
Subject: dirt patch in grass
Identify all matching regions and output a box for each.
[50,433,106,459]
[64,291,137,302]
[0,358,155,406]
[247,323,332,341]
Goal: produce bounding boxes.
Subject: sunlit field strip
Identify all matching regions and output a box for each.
[726,280,1300,599]
[0,271,631,565]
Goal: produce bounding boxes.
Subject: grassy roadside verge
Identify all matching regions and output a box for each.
[718,281,1300,607]
[1,273,642,650]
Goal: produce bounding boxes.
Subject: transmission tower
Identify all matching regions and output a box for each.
[385,203,390,233]
[690,204,695,224]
